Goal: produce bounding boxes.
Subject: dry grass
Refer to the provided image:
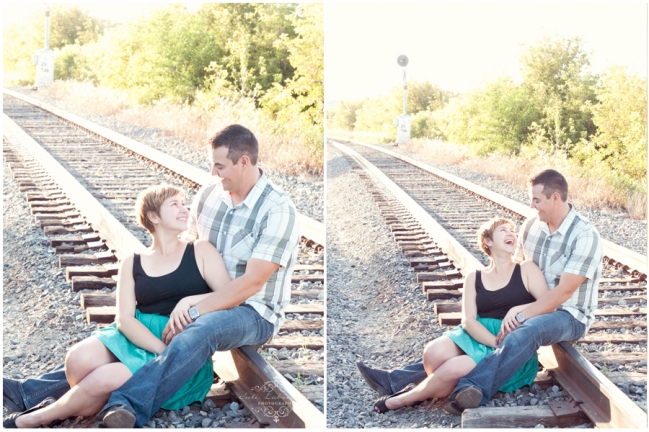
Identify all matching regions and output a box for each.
[400,138,647,220]
[37,81,322,179]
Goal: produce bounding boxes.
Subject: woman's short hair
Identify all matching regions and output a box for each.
[477,217,516,256]
[136,184,185,233]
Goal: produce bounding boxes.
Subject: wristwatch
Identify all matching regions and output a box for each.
[515,312,526,324]
[188,307,200,321]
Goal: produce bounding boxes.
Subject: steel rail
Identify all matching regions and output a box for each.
[3,89,325,248]
[333,137,647,279]
[3,106,325,428]
[331,141,484,276]
[3,113,146,260]
[331,139,647,428]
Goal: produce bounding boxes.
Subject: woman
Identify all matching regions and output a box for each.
[5,184,230,428]
[374,217,549,413]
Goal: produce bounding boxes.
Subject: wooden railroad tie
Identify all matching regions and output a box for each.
[60,252,117,266]
[417,269,461,283]
[462,401,588,428]
[50,233,100,247]
[66,263,120,281]
[43,225,94,235]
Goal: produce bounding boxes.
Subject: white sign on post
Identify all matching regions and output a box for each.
[34,50,55,87]
[396,114,411,144]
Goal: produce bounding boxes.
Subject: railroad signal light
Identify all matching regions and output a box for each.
[395,55,411,144]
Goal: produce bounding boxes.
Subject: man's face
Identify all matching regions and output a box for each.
[529,184,555,222]
[211,146,242,192]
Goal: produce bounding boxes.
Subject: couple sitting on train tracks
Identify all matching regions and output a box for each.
[3,124,300,428]
[358,169,604,415]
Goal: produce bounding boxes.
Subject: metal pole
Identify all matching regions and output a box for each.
[402,67,408,115]
[44,3,50,51]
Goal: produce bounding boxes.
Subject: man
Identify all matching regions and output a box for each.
[356,169,603,415]
[3,124,300,428]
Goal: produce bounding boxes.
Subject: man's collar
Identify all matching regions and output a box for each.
[540,204,575,236]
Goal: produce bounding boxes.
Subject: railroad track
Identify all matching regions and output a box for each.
[2,89,325,428]
[329,138,647,429]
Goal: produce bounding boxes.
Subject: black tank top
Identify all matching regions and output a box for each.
[133,243,211,315]
[475,264,536,319]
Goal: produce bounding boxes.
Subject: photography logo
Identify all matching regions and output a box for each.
[248,380,292,423]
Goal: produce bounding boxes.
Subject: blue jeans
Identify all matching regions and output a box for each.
[454,310,585,405]
[16,363,70,410]
[387,358,427,394]
[104,304,274,427]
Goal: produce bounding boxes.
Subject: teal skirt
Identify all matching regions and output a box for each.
[92,310,213,410]
[444,316,538,393]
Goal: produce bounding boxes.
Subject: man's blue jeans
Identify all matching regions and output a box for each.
[454,310,585,404]
[103,304,274,426]
[9,305,273,425]
[387,358,427,394]
[385,310,586,397]
[15,363,70,410]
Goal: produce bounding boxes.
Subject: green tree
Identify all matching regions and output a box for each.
[440,77,539,154]
[354,94,400,141]
[328,99,364,131]
[392,80,451,114]
[262,3,324,152]
[520,36,597,153]
[575,67,647,182]
[3,4,105,85]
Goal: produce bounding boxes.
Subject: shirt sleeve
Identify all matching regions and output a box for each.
[250,200,300,267]
[564,228,602,279]
[181,184,207,242]
[514,217,533,262]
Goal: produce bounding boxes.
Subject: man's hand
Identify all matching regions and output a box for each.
[500,305,525,335]
[162,298,193,345]
[169,297,193,336]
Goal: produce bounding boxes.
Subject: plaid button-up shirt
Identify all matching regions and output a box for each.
[183,170,299,332]
[514,206,603,330]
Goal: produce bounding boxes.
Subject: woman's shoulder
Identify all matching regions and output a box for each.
[193,239,220,257]
[120,253,136,267]
[464,269,478,284]
[519,259,543,278]
[520,259,540,272]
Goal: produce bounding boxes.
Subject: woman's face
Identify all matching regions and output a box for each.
[486,223,516,255]
[154,193,189,232]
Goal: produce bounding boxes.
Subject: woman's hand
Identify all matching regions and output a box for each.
[500,305,526,337]
[168,297,193,337]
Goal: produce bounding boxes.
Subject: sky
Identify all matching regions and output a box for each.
[2,2,163,29]
[326,2,648,103]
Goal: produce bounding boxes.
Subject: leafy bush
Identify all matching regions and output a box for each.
[574,66,647,183]
[262,4,324,155]
[3,5,106,86]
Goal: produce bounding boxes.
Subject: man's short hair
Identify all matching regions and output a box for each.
[208,124,258,165]
[529,169,568,202]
